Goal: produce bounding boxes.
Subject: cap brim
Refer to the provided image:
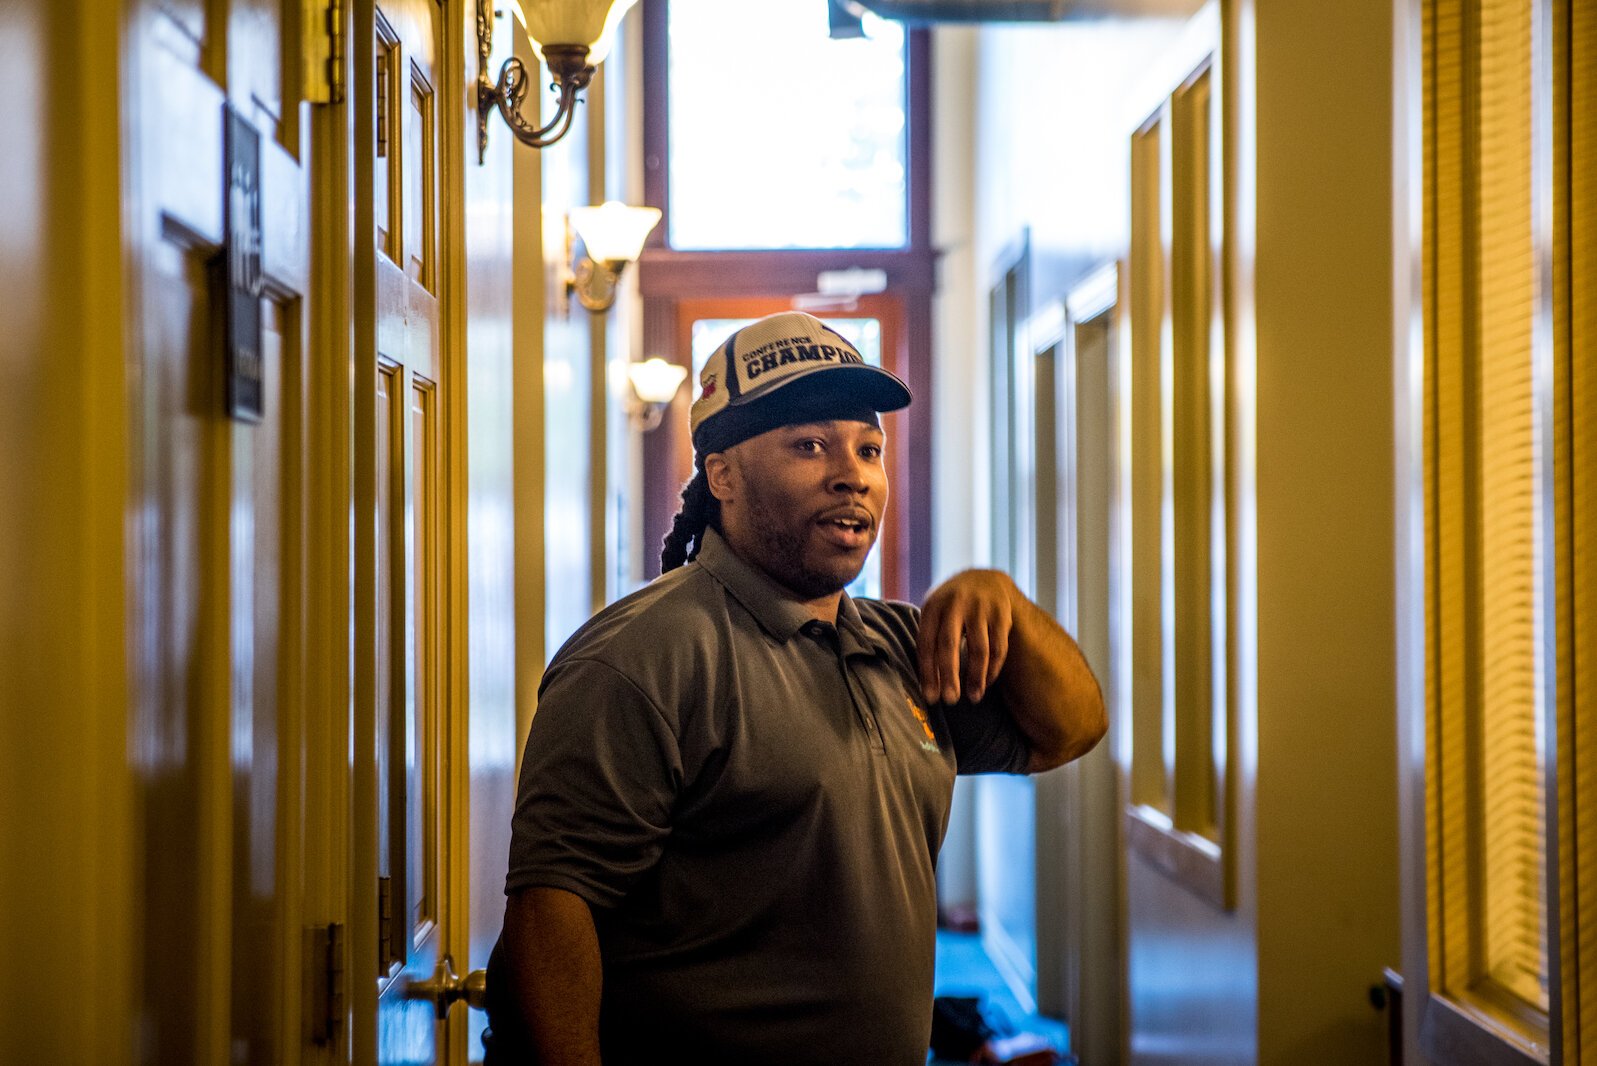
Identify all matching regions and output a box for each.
[732,362,912,414]
[692,363,913,455]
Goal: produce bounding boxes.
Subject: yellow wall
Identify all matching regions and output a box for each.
[459,0,523,1057]
[0,2,525,1060]
[0,3,135,1061]
[1251,0,1402,1057]
[955,0,1405,1059]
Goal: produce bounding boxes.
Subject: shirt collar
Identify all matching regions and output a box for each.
[835,593,890,658]
[695,528,887,657]
[695,528,819,642]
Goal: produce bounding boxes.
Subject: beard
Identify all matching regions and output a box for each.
[740,479,872,601]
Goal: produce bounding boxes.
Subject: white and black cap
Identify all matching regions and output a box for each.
[688,311,912,455]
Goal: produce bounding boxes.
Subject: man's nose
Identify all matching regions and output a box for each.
[828,451,871,493]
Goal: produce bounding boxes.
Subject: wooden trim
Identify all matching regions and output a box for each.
[1064,262,1121,325]
[1124,803,1226,909]
[640,0,668,250]
[907,27,933,253]
[903,286,934,601]
[1393,0,1432,1054]
[1420,993,1550,1066]
[640,298,679,579]
[1554,1,1593,1058]
[589,65,611,614]
[510,12,547,739]
[638,249,938,298]
[438,1,473,1059]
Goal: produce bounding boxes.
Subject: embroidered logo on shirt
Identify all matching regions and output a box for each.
[906,694,941,753]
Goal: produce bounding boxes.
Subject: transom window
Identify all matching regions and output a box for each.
[665,0,908,250]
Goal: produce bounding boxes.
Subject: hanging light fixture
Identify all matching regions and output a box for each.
[475,0,639,160]
[566,201,662,313]
[625,357,689,431]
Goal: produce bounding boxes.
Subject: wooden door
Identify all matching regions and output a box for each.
[126,0,318,1062]
[1055,266,1127,1065]
[978,247,1039,1013]
[356,0,456,1062]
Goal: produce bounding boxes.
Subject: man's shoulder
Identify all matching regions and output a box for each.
[851,595,921,662]
[538,564,739,727]
[853,595,919,629]
[547,563,729,676]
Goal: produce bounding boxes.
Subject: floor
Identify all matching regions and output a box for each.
[931,930,1072,1063]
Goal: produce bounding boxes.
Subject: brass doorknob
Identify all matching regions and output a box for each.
[406,955,488,1020]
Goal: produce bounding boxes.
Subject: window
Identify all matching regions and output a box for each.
[1427,0,1551,1043]
[665,0,907,250]
[1123,49,1230,908]
[1405,0,1595,1058]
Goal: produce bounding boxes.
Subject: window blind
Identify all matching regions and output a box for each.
[1473,0,1549,1013]
[1428,0,1552,1022]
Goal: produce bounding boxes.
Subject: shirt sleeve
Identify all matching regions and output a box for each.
[944,681,1033,775]
[872,599,1031,775]
[506,656,683,907]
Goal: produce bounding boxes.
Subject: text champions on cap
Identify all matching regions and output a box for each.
[737,336,865,388]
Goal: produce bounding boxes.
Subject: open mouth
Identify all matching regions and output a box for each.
[822,515,871,534]
[816,509,874,547]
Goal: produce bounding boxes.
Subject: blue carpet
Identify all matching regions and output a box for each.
[932,930,1071,1062]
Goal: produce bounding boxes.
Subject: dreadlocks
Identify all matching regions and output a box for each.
[660,462,720,573]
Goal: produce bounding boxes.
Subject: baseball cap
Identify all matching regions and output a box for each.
[689,311,912,455]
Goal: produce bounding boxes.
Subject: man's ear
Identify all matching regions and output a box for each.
[704,451,736,504]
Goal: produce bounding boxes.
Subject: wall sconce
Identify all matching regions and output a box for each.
[625,358,688,431]
[476,0,638,161]
[566,201,662,313]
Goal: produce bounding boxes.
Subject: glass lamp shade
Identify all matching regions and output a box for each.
[525,0,639,65]
[568,201,662,263]
[627,358,689,405]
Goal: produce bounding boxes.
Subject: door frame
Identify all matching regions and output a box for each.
[1030,262,1128,1062]
[347,0,474,1060]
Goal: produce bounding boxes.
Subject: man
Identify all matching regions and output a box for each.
[493,311,1105,1065]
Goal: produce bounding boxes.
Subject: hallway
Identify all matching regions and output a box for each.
[2,0,1593,1064]
[934,930,1073,1062]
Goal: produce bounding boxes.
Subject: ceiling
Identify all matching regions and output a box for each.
[848,0,1205,22]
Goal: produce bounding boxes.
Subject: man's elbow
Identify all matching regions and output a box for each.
[1029,689,1108,773]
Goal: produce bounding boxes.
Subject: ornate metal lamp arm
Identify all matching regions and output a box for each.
[475,0,595,161]
[570,256,623,312]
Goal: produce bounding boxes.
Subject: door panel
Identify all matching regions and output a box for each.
[231,299,287,1064]
[408,378,441,947]
[405,69,436,290]
[362,1,450,1062]
[128,1,314,1063]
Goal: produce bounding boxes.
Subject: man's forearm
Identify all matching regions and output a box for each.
[918,568,1107,771]
[998,586,1107,772]
[503,886,604,1066]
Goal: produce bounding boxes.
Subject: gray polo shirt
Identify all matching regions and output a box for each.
[507,529,1030,1066]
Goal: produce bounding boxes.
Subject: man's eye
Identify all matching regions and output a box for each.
[860,445,883,461]
[795,439,824,454]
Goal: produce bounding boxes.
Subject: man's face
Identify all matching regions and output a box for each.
[710,419,889,601]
